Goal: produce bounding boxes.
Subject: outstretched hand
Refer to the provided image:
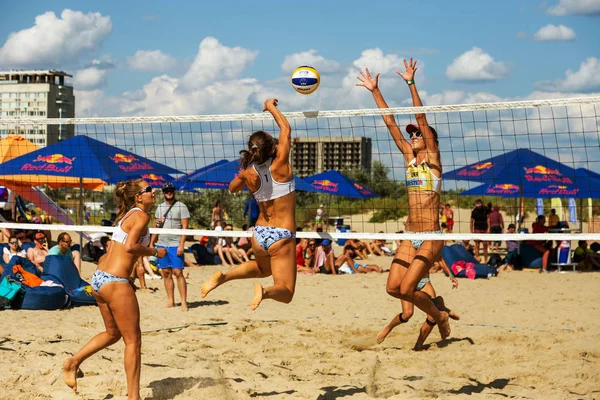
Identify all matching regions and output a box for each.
[397,57,418,82]
[356,68,380,92]
[263,98,278,111]
[450,276,459,289]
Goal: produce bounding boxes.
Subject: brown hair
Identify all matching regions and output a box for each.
[114,179,144,225]
[239,131,277,169]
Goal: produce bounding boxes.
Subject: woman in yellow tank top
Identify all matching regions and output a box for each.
[357,58,452,340]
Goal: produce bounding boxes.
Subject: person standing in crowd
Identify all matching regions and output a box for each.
[548,208,560,229]
[357,58,451,339]
[84,207,91,225]
[444,203,454,234]
[151,182,190,311]
[470,199,488,263]
[315,204,325,231]
[244,195,260,227]
[63,179,166,399]
[201,98,297,310]
[487,205,504,253]
[211,200,224,228]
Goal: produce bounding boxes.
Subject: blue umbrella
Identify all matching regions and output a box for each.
[443,148,578,189]
[0,135,182,184]
[174,159,230,191]
[301,170,379,199]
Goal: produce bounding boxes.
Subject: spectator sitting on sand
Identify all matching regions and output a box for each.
[335,245,382,274]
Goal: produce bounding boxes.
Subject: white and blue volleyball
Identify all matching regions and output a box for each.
[291,66,320,95]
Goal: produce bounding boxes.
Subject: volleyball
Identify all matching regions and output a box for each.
[291,66,320,95]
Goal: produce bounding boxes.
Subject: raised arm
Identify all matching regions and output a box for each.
[397,58,440,160]
[266,99,292,175]
[356,68,413,158]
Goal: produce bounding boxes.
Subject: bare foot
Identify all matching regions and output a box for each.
[437,311,451,340]
[201,271,225,298]
[250,283,264,310]
[434,296,460,320]
[181,302,189,312]
[166,302,175,308]
[376,316,403,344]
[63,357,79,392]
[413,344,426,352]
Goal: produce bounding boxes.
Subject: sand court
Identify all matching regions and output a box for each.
[1,255,599,399]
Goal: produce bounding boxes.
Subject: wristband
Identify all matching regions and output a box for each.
[154,247,158,257]
[449,273,455,278]
[406,79,414,85]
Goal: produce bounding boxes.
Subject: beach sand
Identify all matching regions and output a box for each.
[1,251,599,400]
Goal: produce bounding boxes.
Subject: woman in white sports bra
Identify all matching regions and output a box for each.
[63,179,166,399]
[201,98,297,311]
[357,58,452,340]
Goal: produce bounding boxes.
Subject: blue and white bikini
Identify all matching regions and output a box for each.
[251,159,296,251]
[91,208,151,292]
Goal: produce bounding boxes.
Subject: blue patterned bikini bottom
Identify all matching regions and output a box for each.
[91,270,129,292]
[253,226,295,251]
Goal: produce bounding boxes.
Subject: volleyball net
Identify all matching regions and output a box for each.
[0,96,599,248]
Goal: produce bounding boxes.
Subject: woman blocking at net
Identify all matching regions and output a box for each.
[357,57,451,339]
[63,179,166,399]
[201,98,296,310]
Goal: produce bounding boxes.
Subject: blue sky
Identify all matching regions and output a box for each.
[0,0,598,118]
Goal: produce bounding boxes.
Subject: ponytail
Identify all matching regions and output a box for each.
[114,179,144,225]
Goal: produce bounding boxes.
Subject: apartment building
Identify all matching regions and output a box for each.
[291,136,372,177]
[0,70,75,146]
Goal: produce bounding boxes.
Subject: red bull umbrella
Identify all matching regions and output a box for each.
[443,148,579,191]
[300,170,379,199]
[0,135,182,188]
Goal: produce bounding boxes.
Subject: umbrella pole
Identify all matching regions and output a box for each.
[517,185,523,231]
[79,178,83,251]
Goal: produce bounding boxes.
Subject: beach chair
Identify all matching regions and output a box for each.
[550,241,578,272]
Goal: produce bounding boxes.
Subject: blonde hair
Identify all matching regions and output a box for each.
[114,179,144,225]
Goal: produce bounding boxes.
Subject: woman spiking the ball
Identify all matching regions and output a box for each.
[201,98,297,310]
[357,58,451,339]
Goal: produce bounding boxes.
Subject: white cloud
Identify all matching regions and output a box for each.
[0,9,111,68]
[127,50,176,72]
[182,37,258,90]
[533,24,576,41]
[546,0,600,15]
[445,47,509,82]
[535,57,600,92]
[281,50,340,73]
[73,67,108,89]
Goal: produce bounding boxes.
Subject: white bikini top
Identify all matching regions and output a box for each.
[406,158,442,194]
[252,158,295,202]
[112,207,151,247]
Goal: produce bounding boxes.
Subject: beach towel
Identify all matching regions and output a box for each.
[441,244,497,279]
[41,255,96,306]
[12,265,43,287]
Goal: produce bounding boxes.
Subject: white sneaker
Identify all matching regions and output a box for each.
[144,274,153,280]
[152,275,162,280]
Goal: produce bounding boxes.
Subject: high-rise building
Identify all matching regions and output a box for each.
[0,70,75,146]
[291,136,372,177]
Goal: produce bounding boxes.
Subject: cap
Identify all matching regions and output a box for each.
[321,239,331,246]
[35,232,46,240]
[320,204,324,208]
[162,182,175,191]
[200,236,209,244]
[406,124,419,133]
[508,223,516,229]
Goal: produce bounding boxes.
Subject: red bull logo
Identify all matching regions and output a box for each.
[457,162,493,177]
[110,153,153,172]
[487,183,520,195]
[524,165,572,184]
[110,154,139,164]
[539,185,579,196]
[524,166,561,175]
[353,183,372,195]
[313,179,339,193]
[21,153,75,173]
[142,174,165,182]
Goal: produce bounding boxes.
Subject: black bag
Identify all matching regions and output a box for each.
[488,253,503,267]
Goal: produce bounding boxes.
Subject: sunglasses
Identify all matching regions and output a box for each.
[162,189,175,194]
[9,241,18,245]
[133,186,153,197]
[36,238,47,242]
[408,131,422,139]
[308,243,316,247]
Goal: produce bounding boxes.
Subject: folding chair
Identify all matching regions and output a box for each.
[550,240,578,272]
